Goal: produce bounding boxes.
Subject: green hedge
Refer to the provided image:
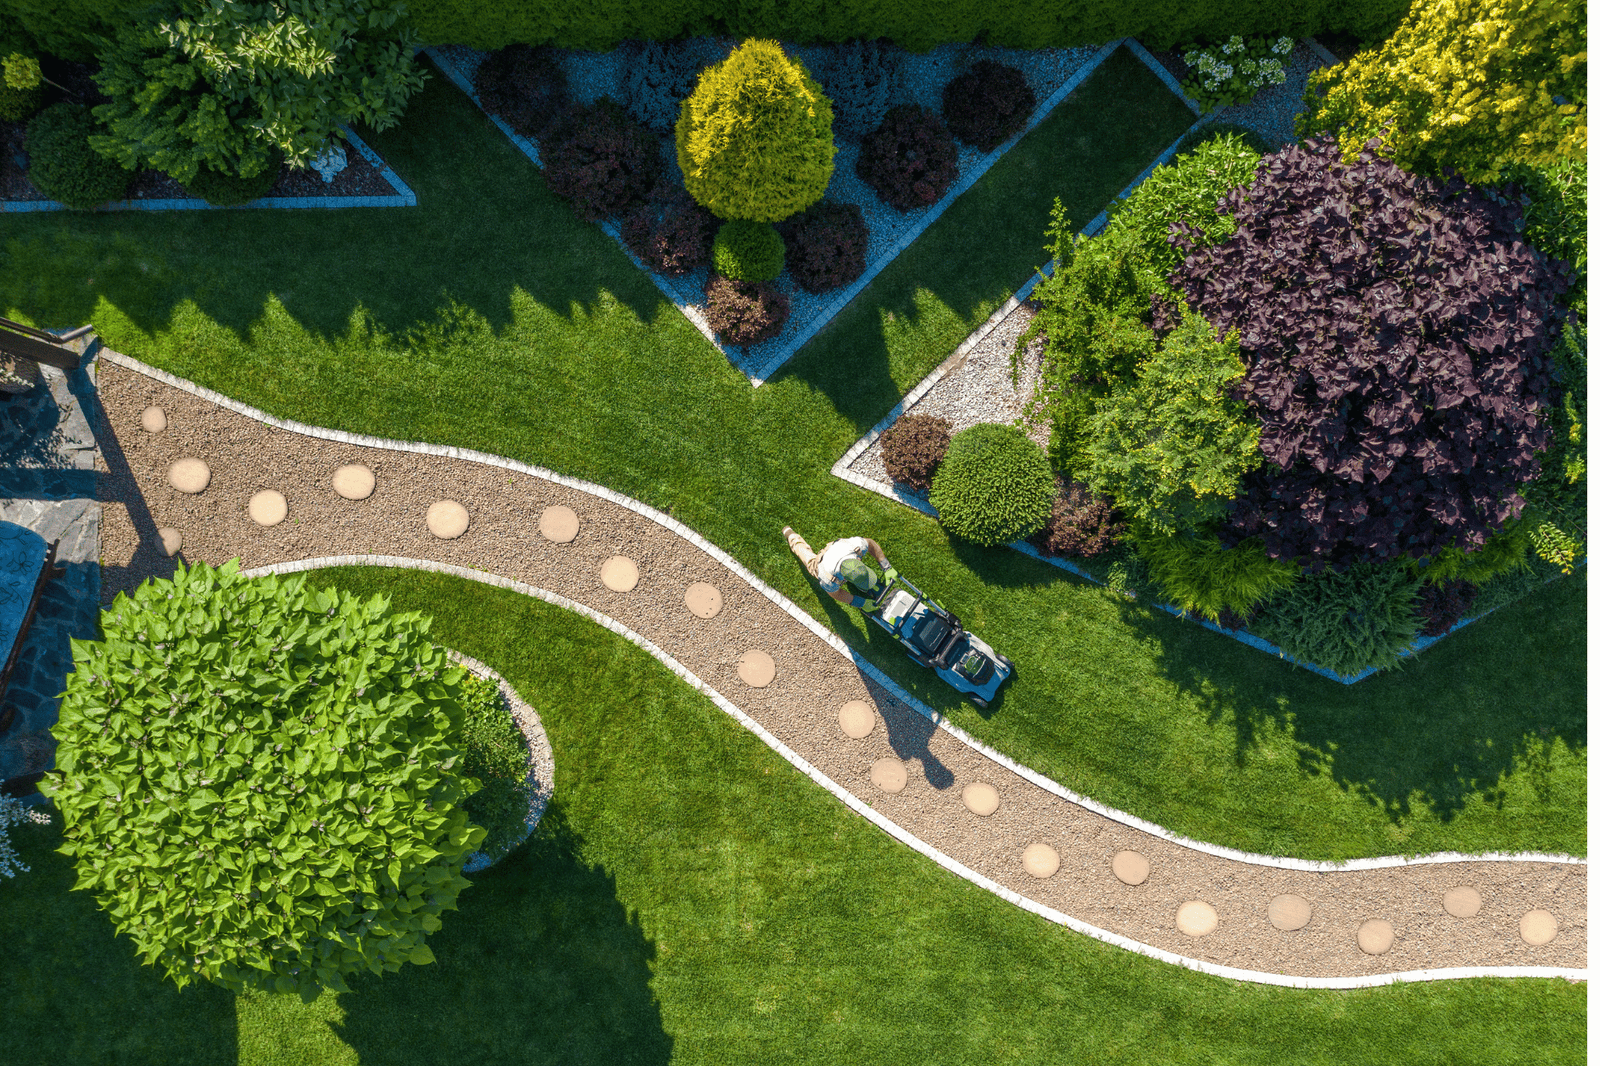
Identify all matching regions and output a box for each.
[0,0,1411,60]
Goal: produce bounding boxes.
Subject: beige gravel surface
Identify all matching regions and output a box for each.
[90,353,1586,981]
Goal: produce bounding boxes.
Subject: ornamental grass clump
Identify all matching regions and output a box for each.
[1133,530,1298,623]
[676,38,834,223]
[929,423,1055,547]
[1179,35,1293,114]
[1254,561,1423,676]
[43,559,485,1002]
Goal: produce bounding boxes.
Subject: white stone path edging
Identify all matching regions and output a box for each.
[101,349,1587,987]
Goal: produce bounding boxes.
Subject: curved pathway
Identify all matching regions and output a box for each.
[89,349,1586,988]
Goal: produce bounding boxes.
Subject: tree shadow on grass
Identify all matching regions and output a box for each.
[333,801,672,1066]
[1110,573,1588,830]
[0,819,239,1066]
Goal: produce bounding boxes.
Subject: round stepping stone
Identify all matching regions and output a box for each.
[157,527,182,557]
[426,500,469,539]
[684,581,722,618]
[870,757,907,794]
[1112,850,1149,886]
[332,463,374,501]
[600,556,639,592]
[1268,893,1311,931]
[962,782,999,816]
[140,406,167,433]
[168,458,210,494]
[1443,886,1482,918]
[1177,900,1219,937]
[838,699,875,739]
[538,505,579,543]
[1520,909,1557,946]
[736,650,775,688]
[1357,919,1394,955]
[1022,843,1060,879]
[248,490,287,527]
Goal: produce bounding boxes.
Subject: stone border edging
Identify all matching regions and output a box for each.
[216,554,1586,990]
[1,128,416,213]
[99,347,1586,885]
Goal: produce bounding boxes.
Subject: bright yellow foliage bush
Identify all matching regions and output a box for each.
[675,39,835,223]
[1297,0,1586,182]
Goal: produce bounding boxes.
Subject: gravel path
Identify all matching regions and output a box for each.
[88,351,1586,985]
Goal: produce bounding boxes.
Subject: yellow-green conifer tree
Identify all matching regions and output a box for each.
[1297,0,1585,183]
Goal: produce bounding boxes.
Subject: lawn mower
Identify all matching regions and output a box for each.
[864,570,1014,709]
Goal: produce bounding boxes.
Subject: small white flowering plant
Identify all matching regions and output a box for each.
[0,793,50,879]
[1179,35,1295,114]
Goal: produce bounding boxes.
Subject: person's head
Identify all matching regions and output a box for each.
[838,556,876,590]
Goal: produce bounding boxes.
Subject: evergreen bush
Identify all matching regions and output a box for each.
[540,97,662,222]
[703,273,790,347]
[711,219,785,283]
[1033,480,1126,558]
[940,59,1035,152]
[42,559,483,1001]
[777,200,869,294]
[25,102,131,209]
[472,43,569,140]
[929,423,1055,547]
[180,150,283,206]
[455,672,535,864]
[620,38,710,133]
[810,37,898,139]
[855,103,958,212]
[1133,530,1298,623]
[1254,561,1423,676]
[879,413,952,492]
[620,183,717,277]
[676,38,835,223]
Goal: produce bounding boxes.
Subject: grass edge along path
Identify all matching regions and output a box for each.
[0,45,1583,863]
[0,567,1585,1065]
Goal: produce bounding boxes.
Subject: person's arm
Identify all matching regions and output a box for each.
[865,538,890,567]
[827,587,854,604]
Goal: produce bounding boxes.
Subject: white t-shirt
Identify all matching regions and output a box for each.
[817,537,873,593]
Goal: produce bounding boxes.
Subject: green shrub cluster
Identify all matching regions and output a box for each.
[180,150,283,206]
[0,50,41,120]
[25,102,131,208]
[43,560,484,1001]
[929,423,1055,548]
[1134,530,1297,623]
[455,672,535,864]
[1254,561,1423,676]
[712,219,786,282]
[676,38,834,223]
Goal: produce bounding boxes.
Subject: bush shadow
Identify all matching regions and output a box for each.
[333,800,673,1065]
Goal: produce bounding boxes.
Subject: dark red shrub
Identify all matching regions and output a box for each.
[941,60,1036,153]
[1032,480,1125,558]
[540,97,663,223]
[776,201,869,294]
[856,104,959,212]
[880,414,951,492]
[704,273,790,347]
[621,184,716,277]
[1157,134,1571,567]
[1416,579,1479,637]
[473,45,570,140]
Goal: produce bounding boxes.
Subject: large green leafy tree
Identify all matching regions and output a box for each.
[44,560,484,1001]
[89,0,427,182]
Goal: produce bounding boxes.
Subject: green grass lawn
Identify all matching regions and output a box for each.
[0,46,1582,867]
[0,567,1584,1065]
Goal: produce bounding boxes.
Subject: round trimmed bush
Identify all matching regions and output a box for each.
[777,200,868,294]
[941,60,1035,152]
[856,104,959,212]
[43,559,485,999]
[472,44,569,140]
[1254,561,1423,676]
[712,219,785,283]
[25,102,132,210]
[879,413,951,492]
[180,149,283,206]
[704,272,790,347]
[676,38,835,222]
[620,183,717,277]
[541,97,662,222]
[456,672,535,864]
[929,423,1055,547]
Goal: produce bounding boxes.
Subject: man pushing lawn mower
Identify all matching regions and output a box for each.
[782,526,1015,709]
